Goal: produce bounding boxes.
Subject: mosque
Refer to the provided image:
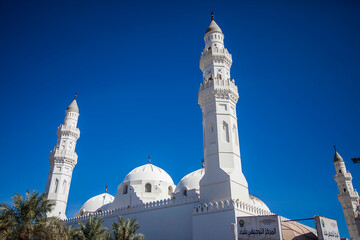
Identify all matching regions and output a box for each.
[44,15,346,239]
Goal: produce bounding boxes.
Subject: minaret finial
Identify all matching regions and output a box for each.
[334,145,337,152]
[74,92,77,100]
[105,185,108,193]
[211,11,214,20]
[148,155,151,164]
[201,158,205,168]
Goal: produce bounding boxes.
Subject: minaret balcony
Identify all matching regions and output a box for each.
[198,78,239,107]
[200,78,238,92]
[334,172,353,181]
[49,149,78,166]
[56,124,80,138]
[200,48,232,70]
[338,191,360,199]
[201,47,231,58]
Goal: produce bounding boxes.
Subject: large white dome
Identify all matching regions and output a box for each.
[77,193,114,215]
[175,168,204,193]
[123,163,174,184]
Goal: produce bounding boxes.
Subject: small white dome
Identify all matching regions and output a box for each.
[123,164,174,184]
[175,168,204,193]
[78,193,114,215]
[249,195,270,213]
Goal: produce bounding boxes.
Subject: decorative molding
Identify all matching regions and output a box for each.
[198,78,239,108]
[200,48,232,71]
[192,199,272,216]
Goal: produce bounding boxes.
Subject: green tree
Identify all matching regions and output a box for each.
[111,216,144,240]
[73,216,110,240]
[0,190,68,240]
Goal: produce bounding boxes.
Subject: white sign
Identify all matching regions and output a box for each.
[315,215,340,240]
[236,215,282,240]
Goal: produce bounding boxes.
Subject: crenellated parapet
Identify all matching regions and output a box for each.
[63,194,200,224]
[192,199,272,216]
[198,78,239,108]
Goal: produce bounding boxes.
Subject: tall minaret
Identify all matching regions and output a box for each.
[334,147,360,240]
[198,13,249,203]
[45,95,80,219]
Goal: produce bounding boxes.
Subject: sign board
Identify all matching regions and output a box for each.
[315,215,340,240]
[236,215,282,240]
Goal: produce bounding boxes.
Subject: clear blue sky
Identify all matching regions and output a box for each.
[0,0,359,238]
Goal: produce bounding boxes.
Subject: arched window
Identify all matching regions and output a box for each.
[233,125,238,146]
[62,180,67,194]
[182,188,187,196]
[223,121,230,143]
[145,183,151,193]
[344,188,347,192]
[168,186,173,195]
[54,179,59,193]
[123,184,128,194]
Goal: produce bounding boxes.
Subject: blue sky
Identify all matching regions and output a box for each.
[0,0,359,238]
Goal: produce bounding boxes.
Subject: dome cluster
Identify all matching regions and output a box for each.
[77,162,270,216]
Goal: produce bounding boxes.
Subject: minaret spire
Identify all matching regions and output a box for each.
[333,148,360,239]
[45,96,80,219]
[198,16,248,203]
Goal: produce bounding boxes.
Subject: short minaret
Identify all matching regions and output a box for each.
[45,95,80,219]
[334,147,360,240]
[198,13,249,203]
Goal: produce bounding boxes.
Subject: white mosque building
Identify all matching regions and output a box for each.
[45,15,325,240]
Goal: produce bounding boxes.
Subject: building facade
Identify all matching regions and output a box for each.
[46,15,320,240]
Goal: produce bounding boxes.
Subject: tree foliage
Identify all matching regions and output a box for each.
[111,216,144,240]
[0,190,67,240]
[72,216,111,240]
[0,191,145,240]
